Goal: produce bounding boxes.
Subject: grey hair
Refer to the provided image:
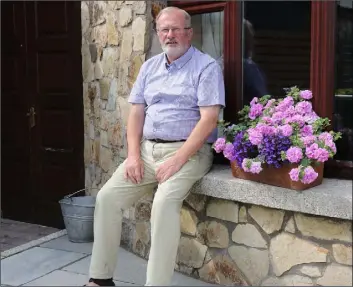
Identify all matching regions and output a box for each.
[156,6,192,28]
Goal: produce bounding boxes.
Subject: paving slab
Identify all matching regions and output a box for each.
[63,249,215,286]
[40,235,93,254]
[1,247,87,286]
[22,270,136,286]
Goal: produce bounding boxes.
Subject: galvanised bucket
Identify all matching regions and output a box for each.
[59,188,97,243]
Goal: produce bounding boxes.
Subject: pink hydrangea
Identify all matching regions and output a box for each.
[304,111,319,124]
[264,99,276,109]
[248,128,263,146]
[306,143,319,159]
[241,158,251,172]
[279,124,293,137]
[271,111,285,124]
[249,103,264,120]
[257,123,277,136]
[286,147,303,163]
[262,116,273,125]
[301,135,317,146]
[300,90,313,100]
[213,138,226,153]
[319,132,333,143]
[314,148,330,162]
[295,101,313,115]
[301,166,318,184]
[325,140,337,153]
[287,115,305,127]
[223,143,235,161]
[250,161,263,174]
[300,125,313,137]
[289,167,300,181]
[283,106,296,118]
[250,97,258,106]
[276,96,294,112]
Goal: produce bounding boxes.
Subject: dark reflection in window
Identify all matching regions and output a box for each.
[334,0,353,162]
[242,1,311,106]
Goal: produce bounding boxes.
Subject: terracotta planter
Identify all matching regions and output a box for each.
[230,161,324,191]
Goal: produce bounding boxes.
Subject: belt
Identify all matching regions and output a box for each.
[149,139,186,143]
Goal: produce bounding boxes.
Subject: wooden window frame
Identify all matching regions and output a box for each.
[169,1,352,179]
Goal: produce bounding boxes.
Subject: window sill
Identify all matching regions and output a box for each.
[191,164,352,220]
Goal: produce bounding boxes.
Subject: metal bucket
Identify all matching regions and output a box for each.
[59,188,97,243]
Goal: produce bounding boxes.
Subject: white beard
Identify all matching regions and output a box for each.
[162,44,188,60]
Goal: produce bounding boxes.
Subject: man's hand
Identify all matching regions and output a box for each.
[124,156,144,184]
[155,156,185,183]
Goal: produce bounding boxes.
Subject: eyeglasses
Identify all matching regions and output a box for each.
[156,27,191,36]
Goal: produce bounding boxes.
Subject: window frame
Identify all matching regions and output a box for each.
[169,0,352,178]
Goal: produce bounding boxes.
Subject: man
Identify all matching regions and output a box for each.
[85,6,225,286]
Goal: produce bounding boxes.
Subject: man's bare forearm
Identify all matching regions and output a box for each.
[127,104,145,158]
[175,106,220,165]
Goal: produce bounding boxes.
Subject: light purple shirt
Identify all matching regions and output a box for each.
[128,46,225,143]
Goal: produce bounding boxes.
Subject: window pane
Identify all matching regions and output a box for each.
[242,1,311,106]
[334,0,353,161]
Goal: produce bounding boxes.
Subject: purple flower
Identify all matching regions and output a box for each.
[289,167,300,181]
[286,147,303,163]
[264,99,276,109]
[250,161,263,174]
[283,106,296,118]
[241,158,251,172]
[286,115,305,127]
[300,125,313,137]
[223,143,235,161]
[304,111,319,124]
[257,123,277,136]
[306,143,319,159]
[301,135,317,146]
[271,111,285,124]
[325,140,337,154]
[249,103,264,120]
[318,132,333,143]
[259,134,292,168]
[250,97,258,106]
[276,96,294,112]
[213,138,226,153]
[279,124,293,137]
[300,90,313,100]
[248,128,263,146]
[295,101,313,115]
[301,166,318,184]
[262,116,273,125]
[314,148,330,162]
[232,132,258,167]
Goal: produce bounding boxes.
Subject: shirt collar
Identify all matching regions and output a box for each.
[164,46,194,70]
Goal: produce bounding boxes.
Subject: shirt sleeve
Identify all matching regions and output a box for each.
[197,61,226,108]
[128,62,147,105]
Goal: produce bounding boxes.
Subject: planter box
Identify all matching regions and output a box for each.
[230,161,324,191]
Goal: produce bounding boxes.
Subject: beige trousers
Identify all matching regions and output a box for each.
[89,140,213,286]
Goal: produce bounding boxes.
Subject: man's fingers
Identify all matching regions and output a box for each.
[127,168,137,184]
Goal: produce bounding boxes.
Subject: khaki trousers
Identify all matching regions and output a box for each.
[89,140,213,286]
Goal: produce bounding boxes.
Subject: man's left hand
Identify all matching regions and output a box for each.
[156,156,185,183]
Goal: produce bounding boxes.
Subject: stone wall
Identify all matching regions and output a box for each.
[122,193,352,286]
[81,0,166,192]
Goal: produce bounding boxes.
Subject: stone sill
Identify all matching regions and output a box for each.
[191,164,353,221]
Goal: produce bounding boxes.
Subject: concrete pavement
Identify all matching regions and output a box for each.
[1,233,216,286]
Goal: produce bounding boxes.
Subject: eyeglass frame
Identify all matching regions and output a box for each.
[155,27,192,35]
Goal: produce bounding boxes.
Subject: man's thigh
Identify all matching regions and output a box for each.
[154,143,213,201]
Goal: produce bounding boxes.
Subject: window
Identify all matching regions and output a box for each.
[334,0,353,163]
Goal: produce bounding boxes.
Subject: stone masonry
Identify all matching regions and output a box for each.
[81,2,353,286]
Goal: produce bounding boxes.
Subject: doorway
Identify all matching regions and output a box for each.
[1,1,84,228]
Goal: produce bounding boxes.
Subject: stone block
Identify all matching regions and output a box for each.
[248,205,285,234]
[284,216,296,233]
[91,24,108,47]
[239,206,247,223]
[100,130,109,147]
[228,245,269,285]
[295,213,352,242]
[270,232,328,276]
[120,30,133,61]
[185,193,206,212]
[106,11,120,46]
[133,222,150,258]
[106,78,118,111]
[101,47,119,78]
[133,1,147,14]
[134,201,151,221]
[180,207,198,236]
[261,275,313,286]
[197,221,229,248]
[198,254,247,285]
[132,17,146,51]
[99,145,113,172]
[82,45,95,82]
[206,199,238,223]
[177,237,207,268]
[231,223,267,248]
[316,263,352,286]
[128,55,144,89]
[90,2,107,27]
[299,265,322,277]
[119,7,133,27]
[99,78,111,100]
[332,244,352,265]
[94,61,104,80]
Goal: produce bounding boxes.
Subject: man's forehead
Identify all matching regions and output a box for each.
[157,12,185,25]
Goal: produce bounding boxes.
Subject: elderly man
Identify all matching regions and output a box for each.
[85,6,225,286]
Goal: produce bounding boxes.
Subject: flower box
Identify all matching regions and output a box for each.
[230,161,324,191]
[213,86,341,191]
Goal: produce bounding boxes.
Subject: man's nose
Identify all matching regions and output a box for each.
[167,29,175,38]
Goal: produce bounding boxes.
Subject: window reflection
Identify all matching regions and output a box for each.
[242,1,311,107]
[334,0,353,161]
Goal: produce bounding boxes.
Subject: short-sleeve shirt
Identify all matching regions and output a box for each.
[128,46,225,143]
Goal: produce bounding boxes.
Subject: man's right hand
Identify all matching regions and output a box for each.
[124,156,144,184]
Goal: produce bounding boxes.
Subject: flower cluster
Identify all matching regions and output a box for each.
[213,86,341,184]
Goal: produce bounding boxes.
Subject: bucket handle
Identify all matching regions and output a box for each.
[64,188,99,199]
